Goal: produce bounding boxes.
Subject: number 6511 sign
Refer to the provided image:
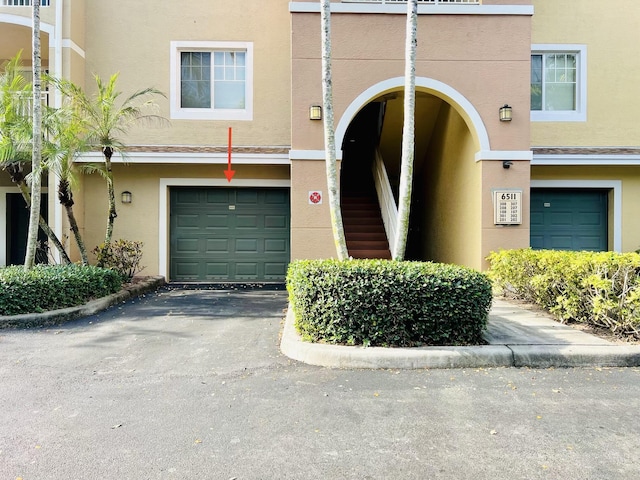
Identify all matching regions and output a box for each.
[493,189,522,225]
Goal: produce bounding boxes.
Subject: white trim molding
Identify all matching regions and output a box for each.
[289,2,533,15]
[532,154,640,166]
[158,178,291,279]
[169,41,254,121]
[530,179,622,252]
[336,76,491,158]
[61,39,85,59]
[289,150,332,161]
[76,151,290,165]
[530,44,587,123]
[475,150,533,162]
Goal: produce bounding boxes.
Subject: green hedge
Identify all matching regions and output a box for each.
[0,265,123,316]
[487,249,640,338]
[287,259,492,347]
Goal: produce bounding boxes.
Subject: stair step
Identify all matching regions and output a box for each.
[344,225,386,234]
[347,241,390,250]
[348,249,392,260]
[346,232,387,241]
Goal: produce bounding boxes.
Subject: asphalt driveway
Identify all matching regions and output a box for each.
[2,285,640,479]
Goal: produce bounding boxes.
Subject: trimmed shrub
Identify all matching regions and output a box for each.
[488,249,640,338]
[287,259,492,347]
[93,239,144,281]
[0,265,122,316]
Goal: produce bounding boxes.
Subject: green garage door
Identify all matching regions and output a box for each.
[530,189,607,251]
[170,187,290,282]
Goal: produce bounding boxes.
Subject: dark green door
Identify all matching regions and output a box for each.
[170,187,290,282]
[6,193,48,265]
[530,189,607,251]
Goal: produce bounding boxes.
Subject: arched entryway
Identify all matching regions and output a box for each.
[337,77,489,268]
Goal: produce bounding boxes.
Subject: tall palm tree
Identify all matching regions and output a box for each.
[24,0,43,269]
[392,0,418,261]
[0,53,71,265]
[42,104,90,265]
[320,0,348,260]
[53,73,166,256]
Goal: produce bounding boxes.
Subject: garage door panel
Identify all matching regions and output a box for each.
[206,189,233,204]
[236,190,259,204]
[531,189,607,251]
[176,214,200,228]
[265,239,287,253]
[549,212,572,226]
[176,238,200,254]
[236,215,258,228]
[205,263,229,278]
[206,214,231,229]
[265,215,287,229]
[171,187,290,281]
[265,189,289,204]
[205,238,229,253]
[235,263,259,278]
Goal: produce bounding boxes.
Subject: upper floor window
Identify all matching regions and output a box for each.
[531,45,586,122]
[1,1,50,5]
[170,41,253,121]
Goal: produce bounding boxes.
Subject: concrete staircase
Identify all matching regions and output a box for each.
[341,172,392,260]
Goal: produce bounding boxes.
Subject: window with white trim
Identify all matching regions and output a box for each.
[530,45,586,122]
[170,41,253,121]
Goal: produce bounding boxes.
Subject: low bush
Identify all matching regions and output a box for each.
[0,265,122,316]
[287,259,492,347]
[488,249,640,339]
[93,239,144,281]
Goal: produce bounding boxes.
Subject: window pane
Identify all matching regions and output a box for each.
[531,55,542,111]
[181,52,211,108]
[214,81,245,109]
[545,83,575,111]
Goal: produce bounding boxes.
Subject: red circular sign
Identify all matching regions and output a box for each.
[309,191,322,204]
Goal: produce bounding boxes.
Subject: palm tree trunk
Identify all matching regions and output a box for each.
[24,0,42,269]
[103,146,117,245]
[58,178,88,265]
[64,204,88,266]
[392,0,418,261]
[320,0,348,260]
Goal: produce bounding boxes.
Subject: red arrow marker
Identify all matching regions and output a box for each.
[224,126,236,182]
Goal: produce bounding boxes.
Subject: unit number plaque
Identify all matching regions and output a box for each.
[493,189,522,225]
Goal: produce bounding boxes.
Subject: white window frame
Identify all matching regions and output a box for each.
[531,44,587,122]
[170,41,253,121]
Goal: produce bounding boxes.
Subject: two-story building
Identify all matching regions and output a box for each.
[1,0,638,281]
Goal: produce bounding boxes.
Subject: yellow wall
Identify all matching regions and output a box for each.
[80,163,290,275]
[532,166,640,252]
[531,0,640,146]
[84,0,291,148]
[420,104,482,269]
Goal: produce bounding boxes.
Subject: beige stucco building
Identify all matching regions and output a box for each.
[1,0,639,281]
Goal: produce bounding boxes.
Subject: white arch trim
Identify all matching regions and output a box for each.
[335,76,491,160]
[0,13,55,36]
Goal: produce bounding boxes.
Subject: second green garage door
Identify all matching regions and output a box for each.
[530,189,608,251]
[170,187,290,282]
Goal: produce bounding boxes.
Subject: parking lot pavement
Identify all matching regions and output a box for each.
[2,286,640,479]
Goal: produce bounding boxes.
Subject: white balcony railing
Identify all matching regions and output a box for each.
[1,0,50,6]
[344,0,479,4]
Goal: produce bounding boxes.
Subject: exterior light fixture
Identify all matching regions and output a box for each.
[503,161,513,169]
[121,191,132,204]
[499,104,512,122]
[309,105,322,121]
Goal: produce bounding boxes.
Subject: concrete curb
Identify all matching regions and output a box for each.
[0,276,166,329]
[280,305,640,369]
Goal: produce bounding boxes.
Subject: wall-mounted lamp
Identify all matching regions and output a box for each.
[121,191,132,204]
[499,104,513,122]
[503,161,513,169]
[309,105,322,121]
